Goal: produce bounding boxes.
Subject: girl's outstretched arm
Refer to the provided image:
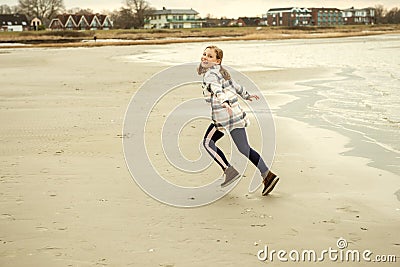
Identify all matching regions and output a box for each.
[230,78,250,100]
[230,79,260,102]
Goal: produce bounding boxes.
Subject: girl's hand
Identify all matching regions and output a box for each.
[247,95,260,101]
[221,102,233,117]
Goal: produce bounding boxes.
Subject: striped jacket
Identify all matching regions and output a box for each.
[202,65,250,132]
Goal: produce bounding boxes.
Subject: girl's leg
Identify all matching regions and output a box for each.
[230,128,268,174]
[203,123,230,171]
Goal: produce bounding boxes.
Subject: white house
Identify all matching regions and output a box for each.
[342,7,375,25]
[0,14,29,32]
[144,7,202,29]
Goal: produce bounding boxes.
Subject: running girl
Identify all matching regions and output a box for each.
[198,45,279,196]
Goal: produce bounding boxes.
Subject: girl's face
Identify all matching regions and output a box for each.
[201,48,221,68]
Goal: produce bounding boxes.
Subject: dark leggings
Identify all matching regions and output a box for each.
[203,123,268,173]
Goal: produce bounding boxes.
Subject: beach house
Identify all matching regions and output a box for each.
[0,14,29,32]
[266,7,312,27]
[30,17,42,31]
[342,7,376,25]
[49,14,112,30]
[144,7,202,29]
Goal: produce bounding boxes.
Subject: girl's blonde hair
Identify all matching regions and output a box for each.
[197,45,231,80]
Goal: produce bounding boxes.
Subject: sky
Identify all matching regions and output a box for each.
[2,0,399,17]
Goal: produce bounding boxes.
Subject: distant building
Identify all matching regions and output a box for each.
[310,8,343,26]
[229,17,263,27]
[31,17,42,31]
[0,14,29,32]
[342,7,375,25]
[203,18,232,27]
[144,7,202,29]
[266,7,312,26]
[49,14,112,30]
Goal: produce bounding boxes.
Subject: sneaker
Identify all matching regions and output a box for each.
[261,171,279,196]
[221,166,240,187]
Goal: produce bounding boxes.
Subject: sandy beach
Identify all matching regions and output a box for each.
[0,38,399,266]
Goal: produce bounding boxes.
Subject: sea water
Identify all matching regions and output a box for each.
[265,35,400,175]
[124,34,400,175]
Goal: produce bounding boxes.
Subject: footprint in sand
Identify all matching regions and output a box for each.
[36,226,49,232]
[336,206,359,214]
[0,214,15,220]
[348,232,362,242]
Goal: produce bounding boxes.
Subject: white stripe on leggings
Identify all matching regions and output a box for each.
[204,126,228,170]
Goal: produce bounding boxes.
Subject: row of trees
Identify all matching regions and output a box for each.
[1,0,65,25]
[110,0,154,29]
[1,1,400,28]
[375,6,400,24]
[0,0,153,28]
